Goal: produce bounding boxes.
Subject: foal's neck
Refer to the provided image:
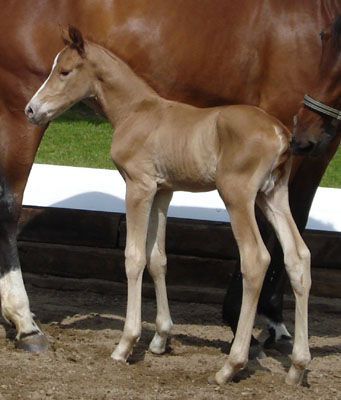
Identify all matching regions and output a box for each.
[90,44,159,126]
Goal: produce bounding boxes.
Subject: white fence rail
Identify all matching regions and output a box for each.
[23,164,341,232]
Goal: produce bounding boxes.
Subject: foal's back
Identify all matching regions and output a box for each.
[135,100,291,193]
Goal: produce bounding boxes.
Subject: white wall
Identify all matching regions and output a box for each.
[23,164,341,232]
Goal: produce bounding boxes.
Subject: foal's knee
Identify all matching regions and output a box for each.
[241,248,271,292]
[125,249,147,280]
[285,246,311,295]
[147,248,167,277]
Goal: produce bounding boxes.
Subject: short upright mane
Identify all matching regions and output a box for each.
[90,41,122,63]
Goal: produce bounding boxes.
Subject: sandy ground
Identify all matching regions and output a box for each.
[0,280,340,400]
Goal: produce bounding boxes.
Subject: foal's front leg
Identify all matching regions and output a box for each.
[146,191,173,354]
[111,180,156,361]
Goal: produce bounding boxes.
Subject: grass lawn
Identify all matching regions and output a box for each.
[35,104,341,188]
[35,105,115,170]
[320,145,341,188]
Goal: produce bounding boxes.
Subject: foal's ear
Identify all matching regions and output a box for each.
[61,26,71,45]
[61,26,85,57]
[69,26,85,55]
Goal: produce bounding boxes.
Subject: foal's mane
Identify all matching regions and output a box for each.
[91,42,122,64]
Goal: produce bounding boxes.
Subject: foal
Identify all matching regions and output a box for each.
[25,27,311,385]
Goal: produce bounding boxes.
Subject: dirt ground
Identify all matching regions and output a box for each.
[0,280,340,400]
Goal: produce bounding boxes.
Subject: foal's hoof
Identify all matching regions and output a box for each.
[15,333,49,353]
[208,374,220,385]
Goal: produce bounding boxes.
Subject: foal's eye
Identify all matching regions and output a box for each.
[60,70,71,77]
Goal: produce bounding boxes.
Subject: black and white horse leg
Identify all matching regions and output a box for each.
[0,176,48,352]
[146,191,173,354]
[257,244,292,349]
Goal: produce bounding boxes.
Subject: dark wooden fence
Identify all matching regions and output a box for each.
[18,206,341,302]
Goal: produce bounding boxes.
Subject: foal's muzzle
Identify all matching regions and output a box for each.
[25,102,48,126]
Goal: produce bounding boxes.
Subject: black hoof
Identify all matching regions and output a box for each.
[264,334,292,354]
[15,332,49,353]
[249,336,266,360]
[249,343,267,360]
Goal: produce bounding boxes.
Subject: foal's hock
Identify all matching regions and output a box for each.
[25,27,311,386]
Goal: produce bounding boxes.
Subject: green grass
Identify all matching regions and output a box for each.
[35,104,115,170]
[320,145,341,188]
[36,104,341,188]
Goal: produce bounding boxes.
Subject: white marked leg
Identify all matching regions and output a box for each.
[266,319,291,341]
[0,269,42,338]
[146,191,173,354]
[111,181,156,361]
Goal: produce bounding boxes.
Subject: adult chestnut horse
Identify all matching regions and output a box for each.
[0,0,339,353]
[292,15,341,156]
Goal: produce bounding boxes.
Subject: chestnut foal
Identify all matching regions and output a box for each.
[25,28,311,385]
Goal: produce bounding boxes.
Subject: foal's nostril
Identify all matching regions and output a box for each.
[25,104,34,118]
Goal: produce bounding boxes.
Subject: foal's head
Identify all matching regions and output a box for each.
[25,27,95,125]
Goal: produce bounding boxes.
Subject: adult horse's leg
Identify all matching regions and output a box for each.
[146,190,173,355]
[257,163,311,385]
[214,180,270,384]
[111,178,157,361]
[0,110,48,351]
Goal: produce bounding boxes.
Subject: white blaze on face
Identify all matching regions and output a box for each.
[27,51,62,118]
[31,51,61,101]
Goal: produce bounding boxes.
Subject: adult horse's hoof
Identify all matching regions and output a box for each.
[249,336,266,359]
[264,322,292,353]
[249,343,267,360]
[264,334,292,354]
[15,333,49,353]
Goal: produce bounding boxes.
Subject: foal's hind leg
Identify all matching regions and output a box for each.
[146,191,173,354]
[257,181,311,385]
[214,184,270,384]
